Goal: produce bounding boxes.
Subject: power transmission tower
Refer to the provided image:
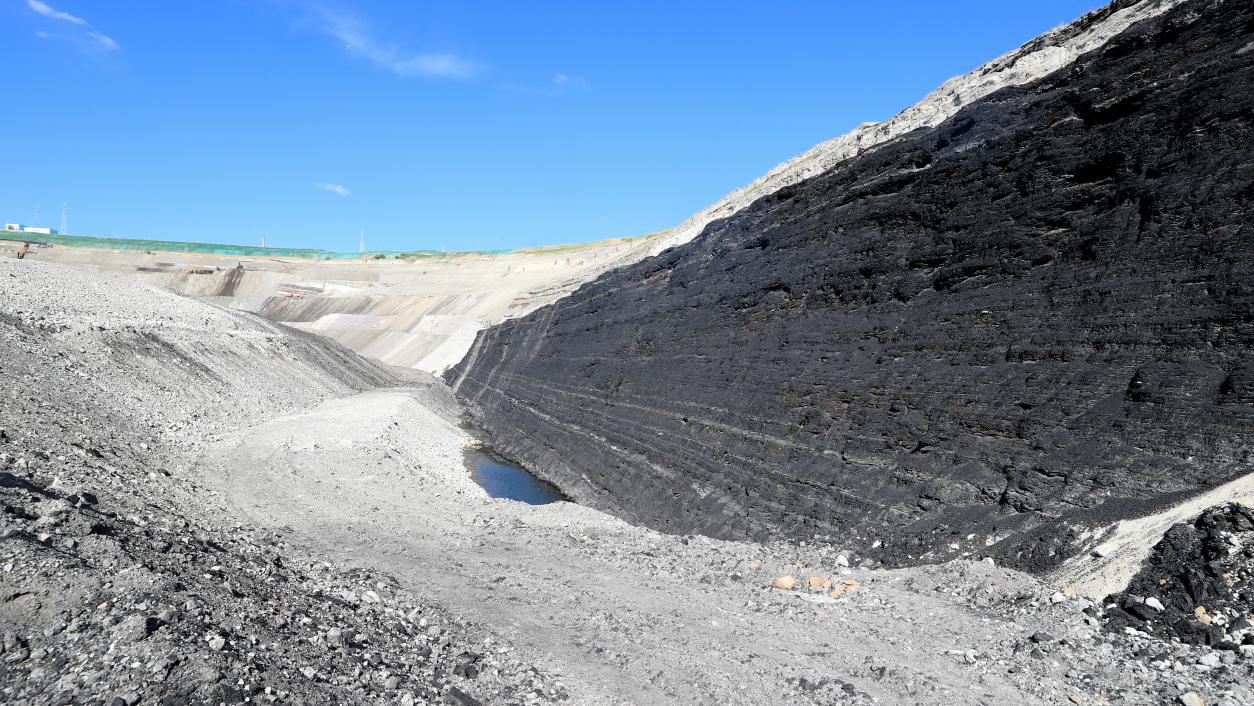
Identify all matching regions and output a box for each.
[60,203,67,235]
[359,227,365,253]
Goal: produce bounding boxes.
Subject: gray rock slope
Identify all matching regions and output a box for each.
[448,0,1254,572]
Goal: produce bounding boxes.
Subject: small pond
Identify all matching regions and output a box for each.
[466,449,565,505]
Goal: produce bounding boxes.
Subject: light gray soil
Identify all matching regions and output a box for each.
[3,260,1250,705]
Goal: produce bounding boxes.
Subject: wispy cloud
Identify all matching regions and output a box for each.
[27,0,118,52]
[553,73,590,91]
[88,32,118,51]
[504,73,592,98]
[27,0,86,26]
[314,8,479,79]
[316,182,351,197]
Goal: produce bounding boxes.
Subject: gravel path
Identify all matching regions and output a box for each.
[196,381,1247,704]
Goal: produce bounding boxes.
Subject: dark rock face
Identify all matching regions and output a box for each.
[448,0,1254,571]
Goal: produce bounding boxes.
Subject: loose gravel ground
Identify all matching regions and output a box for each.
[2,259,1251,705]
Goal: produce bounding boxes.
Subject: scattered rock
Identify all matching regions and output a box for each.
[829,579,859,598]
[445,686,484,706]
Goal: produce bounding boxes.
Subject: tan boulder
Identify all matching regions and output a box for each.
[830,578,860,598]
[773,575,796,590]
[1195,605,1212,625]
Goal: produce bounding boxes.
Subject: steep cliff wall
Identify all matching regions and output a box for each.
[449,0,1254,571]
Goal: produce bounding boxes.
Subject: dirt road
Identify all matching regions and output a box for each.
[197,383,1153,705]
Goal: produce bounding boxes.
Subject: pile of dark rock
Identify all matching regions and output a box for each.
[1101,504,1254,657]
[0,440,566,705]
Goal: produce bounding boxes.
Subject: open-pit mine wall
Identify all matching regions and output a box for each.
[13,3,1193,377]
[448,0,1254,572]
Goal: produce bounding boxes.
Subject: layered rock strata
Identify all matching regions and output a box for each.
[449,0,1254,571]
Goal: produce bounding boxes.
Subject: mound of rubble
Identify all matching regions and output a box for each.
[1103,504,1254,655]
[0,474,557,705]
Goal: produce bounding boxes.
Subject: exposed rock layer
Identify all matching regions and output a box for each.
[449,0,1254,571]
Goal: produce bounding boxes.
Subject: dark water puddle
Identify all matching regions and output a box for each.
[466,449,565,505]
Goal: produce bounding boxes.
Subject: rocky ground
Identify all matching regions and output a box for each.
[2,261,1252,705]
[0,260,565,704]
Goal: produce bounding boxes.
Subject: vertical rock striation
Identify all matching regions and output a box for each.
[448,0,1254,571]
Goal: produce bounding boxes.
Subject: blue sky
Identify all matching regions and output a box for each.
[2,1,1107,252]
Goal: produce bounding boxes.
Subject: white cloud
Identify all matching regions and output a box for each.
[316,183,351,197]
[87,32,118,51]
[504,73,591,97]
[27,1,118,53]
[315,8,479,79]
[553,73,590,91]
[27,0,86,26]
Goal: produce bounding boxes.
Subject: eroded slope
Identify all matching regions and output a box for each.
[0,260,566,705]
